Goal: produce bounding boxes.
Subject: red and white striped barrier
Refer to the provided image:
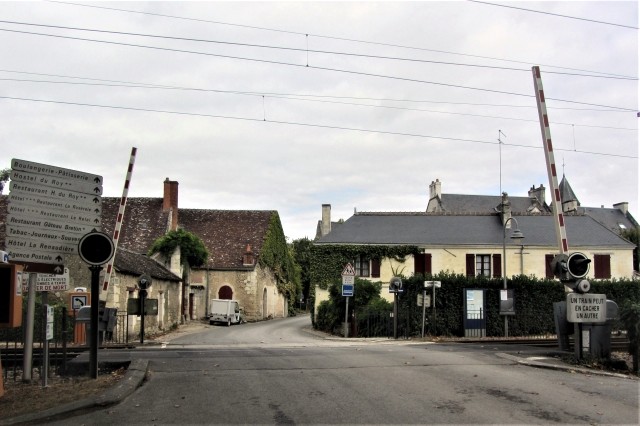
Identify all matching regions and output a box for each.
[102,147,137,292]
[532,66,568,254]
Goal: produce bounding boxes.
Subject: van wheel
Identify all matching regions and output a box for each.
[209,320,214,325]
[227,319,231,326]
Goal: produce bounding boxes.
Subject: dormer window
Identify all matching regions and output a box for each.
[618,223,627,229]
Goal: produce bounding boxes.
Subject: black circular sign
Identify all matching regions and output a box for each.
[78,232,115,266]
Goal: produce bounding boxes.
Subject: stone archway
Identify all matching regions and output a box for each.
[218,285,233,300]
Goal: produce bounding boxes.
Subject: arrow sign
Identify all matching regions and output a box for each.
[10,170,103,196]
[9,181,101,210]
[8,193,102,216]
[11,158,102,186]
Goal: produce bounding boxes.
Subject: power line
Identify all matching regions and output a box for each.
[3,76,635,132]
[1,68,629,112]
[0,19,636,81]
[1,27,636,112]
[469,1,639,30]
[0,95,636,159]
[47,0,635,79]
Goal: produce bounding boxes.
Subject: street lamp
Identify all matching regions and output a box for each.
[502,217,524,337]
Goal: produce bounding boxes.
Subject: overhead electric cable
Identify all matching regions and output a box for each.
[0,95,636,159]
[469,1,639,30]
[1,69,629,113]
[3,76,635,131]
[47,0,634,79]
[1,27,635,112]
[0,20,635,81]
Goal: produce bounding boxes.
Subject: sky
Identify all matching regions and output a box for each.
[1,1,637,241]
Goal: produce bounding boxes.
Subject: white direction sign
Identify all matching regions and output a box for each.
[22,268,70,292]
[7,159,103,265]
[11,159,103,189]
[10,169,103,196]
[566,293,607,323]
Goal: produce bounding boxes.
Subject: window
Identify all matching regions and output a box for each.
[476,255,491,277]
[545,254,555,279]
[354,256,370,277]
[594,254,611,279]
[414,253,432,276]
[466,254,500,277]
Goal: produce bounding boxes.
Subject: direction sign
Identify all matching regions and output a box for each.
[9,181,101,209]
[7,159,103,267]
[10,170,103,196]
[8,193,102,217]
[10,159,102,187]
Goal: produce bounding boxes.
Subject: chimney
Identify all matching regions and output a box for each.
[243,244,255,266]
[528,184,546,205]
[500,192,512,227]
[613,202,629,215]
[429,179,442,200]
[163,178,179,231]
[321,204,331,237]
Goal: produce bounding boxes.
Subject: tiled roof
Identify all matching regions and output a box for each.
[101,197,169,254]
[179,209,275,269]
[114,247,181,282]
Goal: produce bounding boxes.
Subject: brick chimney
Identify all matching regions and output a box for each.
[163,178,179,231]
[429,179,442,200]
[243,243,255,266]
[613,202,628,215]
[528,184,546,205]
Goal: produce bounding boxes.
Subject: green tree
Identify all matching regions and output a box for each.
[291,237,313,304]
[620,227,639,272]
[0,168,10,194]
[148,228,209,267]
[620,300,640,374]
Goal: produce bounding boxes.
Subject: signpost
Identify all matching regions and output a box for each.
[341,263,356,338]
[7,159,103,383]
[423,281,441,337]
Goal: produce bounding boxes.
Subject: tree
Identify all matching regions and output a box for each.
[148,228,209,267]
[291,237,313,304]
[0,168,10,194]
[620,300,640,374]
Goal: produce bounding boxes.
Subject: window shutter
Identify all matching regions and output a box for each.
[425,253,432,275]
[466,254,475,277]
[594,254,611,279]
[371,258,381,278]
[545,254,555,278]
[492,254,502,278]
[414,253,425,275]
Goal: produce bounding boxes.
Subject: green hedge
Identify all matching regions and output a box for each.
[314,272,640,338]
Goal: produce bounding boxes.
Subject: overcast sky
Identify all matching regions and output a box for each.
[1,1,637,241]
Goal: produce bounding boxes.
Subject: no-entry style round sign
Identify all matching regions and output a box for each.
[78,231,115,266]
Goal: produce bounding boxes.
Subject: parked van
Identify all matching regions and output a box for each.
[208,299,242,326]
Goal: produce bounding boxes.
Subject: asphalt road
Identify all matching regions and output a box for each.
[52,315,639,424]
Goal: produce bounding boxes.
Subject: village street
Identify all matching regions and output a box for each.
[48,315,639,425]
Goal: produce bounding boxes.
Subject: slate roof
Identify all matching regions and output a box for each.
[114,247,181,282]
[436,194,550,214]
[315,212,634,249]
[582,207,638,237]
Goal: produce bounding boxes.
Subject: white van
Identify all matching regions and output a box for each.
[208,299,242,326]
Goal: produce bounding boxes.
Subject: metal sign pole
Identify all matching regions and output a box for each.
[421,286,426,338]
[42,291,48,388]
[22,273,37,382]
[344,296,349,338]
[89,265,102,379]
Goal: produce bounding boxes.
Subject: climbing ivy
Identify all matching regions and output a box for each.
[310,244,420,290]
[258,213,301,307]
[148,228,209,267]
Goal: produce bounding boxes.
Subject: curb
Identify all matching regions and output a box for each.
[496,352,636,379]
[1,359,149,426]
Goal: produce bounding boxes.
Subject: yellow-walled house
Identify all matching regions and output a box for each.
[314,178,638,310]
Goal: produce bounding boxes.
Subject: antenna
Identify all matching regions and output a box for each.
[498,130,507,195]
